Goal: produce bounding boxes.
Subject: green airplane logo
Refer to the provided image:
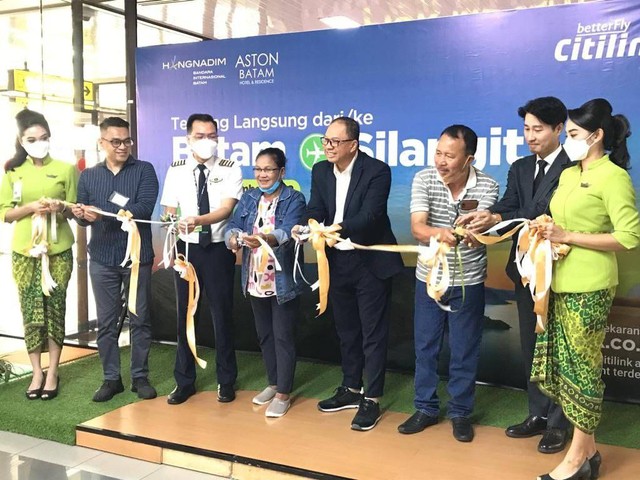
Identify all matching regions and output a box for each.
[299,134,326,170]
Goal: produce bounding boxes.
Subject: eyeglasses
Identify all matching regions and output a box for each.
[253,167,281,174]
[320,136,356,148]
[102,137,134,148]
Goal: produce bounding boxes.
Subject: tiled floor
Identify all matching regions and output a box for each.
[0,431,226,480]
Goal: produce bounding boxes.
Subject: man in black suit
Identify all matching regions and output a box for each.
[458,97,572,453]
[293,116,404,431]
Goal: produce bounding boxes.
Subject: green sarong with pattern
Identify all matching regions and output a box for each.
[12,249,73,353]
[531,287,615,434]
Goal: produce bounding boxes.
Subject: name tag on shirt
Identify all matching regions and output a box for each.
[109,191,130,208]
[12,181,22,202]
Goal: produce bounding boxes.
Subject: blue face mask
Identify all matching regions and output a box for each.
[259,179,281,195]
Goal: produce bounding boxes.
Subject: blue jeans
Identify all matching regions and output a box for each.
[413,280,485,418]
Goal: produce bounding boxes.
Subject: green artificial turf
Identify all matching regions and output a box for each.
[0,343,638,449]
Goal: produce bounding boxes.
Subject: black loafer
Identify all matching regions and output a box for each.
[538,428,569,454]
[167,385,196,405]
[451,417,474,442]
[398,410,439,434]
[505,415,547,438]
[217,384,236,403]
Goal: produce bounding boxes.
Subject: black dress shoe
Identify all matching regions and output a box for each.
[506,415,547,438]
[93,378,125,402]
[398,410,439,434]
[538,459,591,480]
[588,451,601,480]
[217,384,235,403]
[451,417,474,442]
[538,428,569,454]
[26,375,46,400]
[41,376,60,401]
[167,385,196,405]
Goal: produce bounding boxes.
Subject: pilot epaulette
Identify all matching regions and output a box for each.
[218,158,234,168]
[171,159,186,167]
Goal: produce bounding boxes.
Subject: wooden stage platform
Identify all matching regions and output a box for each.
[76,391,640,479]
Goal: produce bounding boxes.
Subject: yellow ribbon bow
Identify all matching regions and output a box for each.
[117,209,141,316]
[516,214,570,333]
[174,254,207,369]
[29,211,57,296]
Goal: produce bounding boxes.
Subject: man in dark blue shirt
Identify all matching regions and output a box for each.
[72,117,159,402]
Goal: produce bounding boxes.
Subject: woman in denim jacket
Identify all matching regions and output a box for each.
[225,147,306,418]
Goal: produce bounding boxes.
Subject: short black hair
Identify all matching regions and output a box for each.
[440,124,478,156]
[330,116,360,142]
[187,113,218,134]
[518,97,567,128]
[99,117,130,132]
[257,147,287,169]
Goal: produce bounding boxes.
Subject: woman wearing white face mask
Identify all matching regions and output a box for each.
[0,109,77,401]
[531,99,640,480]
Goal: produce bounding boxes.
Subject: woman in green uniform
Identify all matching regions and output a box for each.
[532,98,640,480]
[0,109,77,400]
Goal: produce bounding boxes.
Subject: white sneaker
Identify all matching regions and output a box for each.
[252,386,277,405]
[265,397,291,418]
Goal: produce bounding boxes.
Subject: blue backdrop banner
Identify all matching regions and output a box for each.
[137,0,640,402]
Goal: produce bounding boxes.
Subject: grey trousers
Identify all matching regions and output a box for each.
[90,260,153,382]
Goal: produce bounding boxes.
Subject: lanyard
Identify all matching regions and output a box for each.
[192,167,210,208]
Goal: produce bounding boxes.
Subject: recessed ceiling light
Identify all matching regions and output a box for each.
[319,16,361,29]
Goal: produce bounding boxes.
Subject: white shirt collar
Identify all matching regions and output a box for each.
[537,144,562,166]
[188,153,217,170]
[333,152,358,177]
[435,166,477,203]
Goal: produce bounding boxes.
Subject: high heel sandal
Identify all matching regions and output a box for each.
[538,459,591,480]
[41,375,60,401]
[588,451,601,480]
[25,374,46,400]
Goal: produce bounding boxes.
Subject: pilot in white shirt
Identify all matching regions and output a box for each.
[160,113,242,406]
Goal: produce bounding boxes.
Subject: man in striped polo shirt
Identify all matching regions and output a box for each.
[73,117,159,403]
[397,125,498,442]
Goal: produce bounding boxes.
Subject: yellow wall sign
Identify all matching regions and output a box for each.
[9,69,95,104]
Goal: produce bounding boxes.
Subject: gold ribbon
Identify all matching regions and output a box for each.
[515,214,570,333]
[303,220,460,314]
[453,221,526,246]
[28,212,58,296]
[174,254,207,369]
[117,209,141,316]
[306,219,342,315]
[253,235,283,274]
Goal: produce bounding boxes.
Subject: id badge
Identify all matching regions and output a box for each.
[108,191,130,208]
[12,181,22,202]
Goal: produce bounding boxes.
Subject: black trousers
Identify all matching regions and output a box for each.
[250,295,299,394]
[515,281,569,430]
[328,250,392,398]
[174,241,237,388]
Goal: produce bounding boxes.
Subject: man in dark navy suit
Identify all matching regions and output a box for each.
[293,116,404,431]
[458,97,572,453]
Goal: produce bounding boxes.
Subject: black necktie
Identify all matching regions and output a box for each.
[532,159,547,195]
[197,164,211,246]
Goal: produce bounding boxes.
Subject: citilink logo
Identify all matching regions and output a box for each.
[299,134,326,170]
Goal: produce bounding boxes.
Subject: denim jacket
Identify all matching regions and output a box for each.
[224,184,307,304]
